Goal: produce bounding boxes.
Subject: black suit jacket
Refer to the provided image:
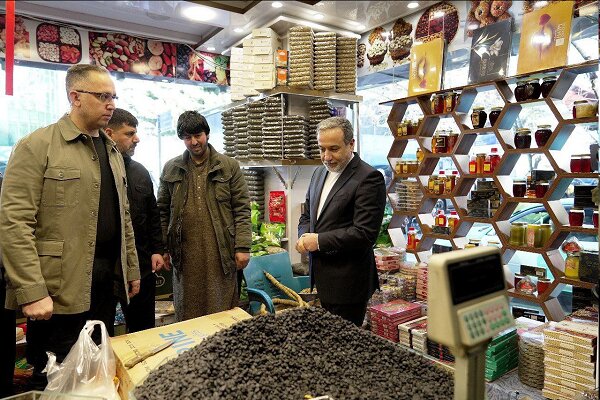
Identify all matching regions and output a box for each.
[298,154,386,304]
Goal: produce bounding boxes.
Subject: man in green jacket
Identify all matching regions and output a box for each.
[0,64,140,389]
[157,111,251,321]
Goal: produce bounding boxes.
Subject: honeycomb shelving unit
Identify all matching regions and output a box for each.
[383,60,599,321]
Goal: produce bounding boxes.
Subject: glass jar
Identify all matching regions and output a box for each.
[489,147,501,172]
[395,161,402,175]
[569,208,585,226]
[471,106,487,129]
[397,122,406,136]
[489,106,502,126]
[528,78,541,99]
[594,210,599,228]
[431,94,444,114]
[406,121,415,136]
[434,134,447,154]
[509,222,527,246]
[428,175,436,193]
[469,156,477,174]
[514,128,532,149]
[448,211,459,231]
[416,148,424,163]
[537,278,551,294]
[516,275,536,294]
[541,76,556,98]
[539,224,552,246]
[402,161,409,174]
[514,79,531,102]
[534,124,552,147]
[476,153,486,174]
[573,99,598,119]
[436,171,447,195]
[445,171,458,193]
[580,154,592,173]
[409,161,419,174]
[535,180,549,198]
[565,252,580,279]
[446,132,459,153]
[513,179,527,197]
[526,224,540,247]
[570,155,582,173]
[444,91,457,113]
[526,175,536,198]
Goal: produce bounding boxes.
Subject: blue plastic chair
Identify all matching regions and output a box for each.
[243,252,310,314]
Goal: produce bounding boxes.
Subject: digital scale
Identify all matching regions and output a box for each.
[428,247,515,400]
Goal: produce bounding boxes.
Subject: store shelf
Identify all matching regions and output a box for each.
[557,277,596,289]
[260,87,362,103]
[384,58,600,321]
[238,159,323,167]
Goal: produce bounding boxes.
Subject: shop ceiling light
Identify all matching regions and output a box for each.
[534,1,549,8]
[207,46,216,51]
[272,2,283,8]
[407,2,419,8]
[234,27,244,33]
[313,13,324,20]
[183,5,216,21]
[353,24,366,31]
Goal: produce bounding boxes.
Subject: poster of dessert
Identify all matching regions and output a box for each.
[0,14,31,59]
[465,1,514,38]
[89,32,176,77]
[468,19,513,84]
[415,2,459,45]
[176,44,229,85]
[407,37,445,96]
[516,0,573,75]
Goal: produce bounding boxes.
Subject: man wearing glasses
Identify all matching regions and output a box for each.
[0,64,140,390]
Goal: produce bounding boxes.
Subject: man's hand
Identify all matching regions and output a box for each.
[301,233,319,252]
[235,252,250,270]
[128,279,140,298]
[295,235,308,254]
[22,296,53,321]
[151,253,166,272]
[163,252,172,271]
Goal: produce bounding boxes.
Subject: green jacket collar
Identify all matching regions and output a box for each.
[173,143,223,174]
[58,114,117,151]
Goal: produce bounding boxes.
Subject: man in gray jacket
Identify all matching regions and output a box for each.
[157,111,251,321]
[0,64,140,389]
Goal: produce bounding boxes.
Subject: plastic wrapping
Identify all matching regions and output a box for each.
[44,320,118,399]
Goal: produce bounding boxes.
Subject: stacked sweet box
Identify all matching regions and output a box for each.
[374,248,402,273]
[221,110,235,158]
[283,115,308,159]
[247,100,266,159]
[542,320,597,400]
[398,316,428,354]
[396,262,418,301]
[336,36,357,93]
[485,327,519,382]
[369,299,422,342]
[313,32,336,91]
[288,26,314,89]
[518,320,547,389]
[262,96,285,159]
[307,98,333,159]
[229,47,250,101]
[426,338,455,364]
[249,28,281,91]
[416,265,428,301]
[231,105,249,160]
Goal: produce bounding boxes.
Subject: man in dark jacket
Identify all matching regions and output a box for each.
[106,109,165,332]
[297,117,386,326]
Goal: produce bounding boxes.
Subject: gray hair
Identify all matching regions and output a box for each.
[65,64,109,96]
[316,117,354,144]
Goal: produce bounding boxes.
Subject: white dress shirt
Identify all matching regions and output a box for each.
[317,154,354,219]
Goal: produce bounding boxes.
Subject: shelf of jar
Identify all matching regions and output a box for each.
[422,193,455,199]
[502,244,550,254]
[507,288,553,302]
[461,173,495,179]
[427,112,456,119]
[458,126,498,135]
[560,116,599,125]
[457,215,497,223]
[502,147,546,154]
[503,197,546,203]
[424,232,460,241]
[422,152,455,158]
[557,277,596,290]
[505,98,550,107]
[260,87,363,103]
[559,173,599,179]
[393,173,419,179]
[393,134,420,141]
[559,224,598,234]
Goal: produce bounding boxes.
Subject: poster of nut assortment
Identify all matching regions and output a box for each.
[0,14,229,85]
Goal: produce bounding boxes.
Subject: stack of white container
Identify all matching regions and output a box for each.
[229,47,249,101]
[542,319,597,400]
[288,26,314,88]
[313,32,336,91]
[247,28,281,92]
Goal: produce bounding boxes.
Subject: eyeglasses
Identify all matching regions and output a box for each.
[75,90,118,103]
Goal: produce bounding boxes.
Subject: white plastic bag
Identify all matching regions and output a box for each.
[44,320,118,399]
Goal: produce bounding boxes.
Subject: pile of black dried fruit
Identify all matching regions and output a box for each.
[135,307,454,399]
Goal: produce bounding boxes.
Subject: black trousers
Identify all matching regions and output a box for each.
[121,273,155,333]
[321,301,368,327]
[26,256,120,391]
[0,278,16,398]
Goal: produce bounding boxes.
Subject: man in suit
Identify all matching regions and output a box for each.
[296,117,386,326]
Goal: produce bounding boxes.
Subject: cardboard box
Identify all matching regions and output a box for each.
[243,46,253,56]
[250,37,281,48]
[253,79,276,90]
[253,63,275,73]
[242,38,253,48]
[111,308,251,400]
[252,54,275,64]
[253,71,275,81]
[252,28,277,38]
[252,46,275,55]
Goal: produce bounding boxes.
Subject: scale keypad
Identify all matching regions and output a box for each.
[457,297,513,346]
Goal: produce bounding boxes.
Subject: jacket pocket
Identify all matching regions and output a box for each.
[41,167,81,207]
[36,240,64,294]
[214,178,232,202]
